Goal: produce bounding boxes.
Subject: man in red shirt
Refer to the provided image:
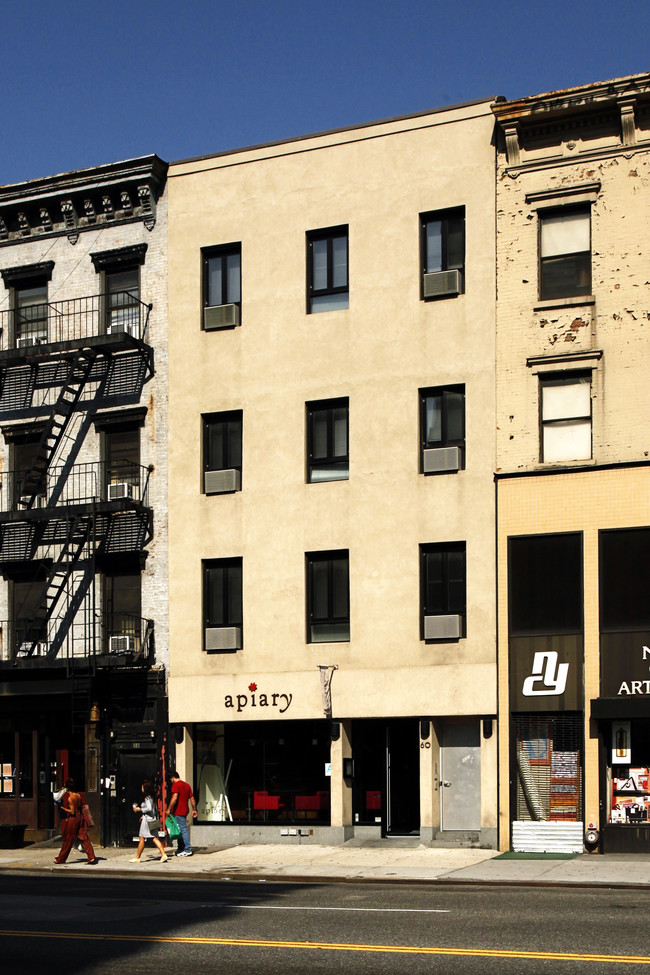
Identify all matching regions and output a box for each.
[166,770,197,857]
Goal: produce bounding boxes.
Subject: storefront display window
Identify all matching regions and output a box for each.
[606,720,650,826]
[193,720,331,824]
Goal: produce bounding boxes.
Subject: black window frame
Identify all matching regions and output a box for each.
[306,398,349,483]
[420,542,466,637]
[203,557,243,640]
[538,204,591,301]
[508,532,583,637]
[419,385,465,472]
[420,206,465,298]
[202,243,242,310]
[306,225,349,313]
[203,411,243,475]
[306,550,350,644]
[599,528,650,633]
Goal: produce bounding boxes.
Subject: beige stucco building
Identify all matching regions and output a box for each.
[493,74,650,853]
[167,100,499,845]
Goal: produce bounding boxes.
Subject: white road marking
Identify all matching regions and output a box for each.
[209,904,450,913]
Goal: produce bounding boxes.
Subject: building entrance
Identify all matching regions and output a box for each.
[352,718,420,836]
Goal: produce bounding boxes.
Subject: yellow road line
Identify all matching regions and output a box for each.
[1,930,649,965]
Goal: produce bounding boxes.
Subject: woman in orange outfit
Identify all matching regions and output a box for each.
[53,778,97,865]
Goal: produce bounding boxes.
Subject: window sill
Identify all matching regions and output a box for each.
[534,295,595,312]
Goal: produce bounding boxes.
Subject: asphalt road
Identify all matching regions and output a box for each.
[0,874,649,974]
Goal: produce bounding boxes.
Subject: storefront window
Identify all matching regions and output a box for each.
[0,731,15,796]
[608,720,650,825]
[194,720,331,824]
[514,713,583,822]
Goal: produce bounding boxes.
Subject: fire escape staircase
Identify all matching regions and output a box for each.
[17,348,100,508]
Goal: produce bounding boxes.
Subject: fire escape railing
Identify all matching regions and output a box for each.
[0,461,152,511]
[0,614,155,665]
[0,292,152,349]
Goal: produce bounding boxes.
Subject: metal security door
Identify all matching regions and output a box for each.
[441,720,481,831]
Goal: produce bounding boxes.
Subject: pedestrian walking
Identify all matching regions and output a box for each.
[53,778,97,865]
[130,778,168,863]
[165,770,197,857]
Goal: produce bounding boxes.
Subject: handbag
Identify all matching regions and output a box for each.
[165,815,181,838]
[81,803,95,828]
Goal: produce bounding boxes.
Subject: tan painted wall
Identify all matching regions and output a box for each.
[167,104,498,728]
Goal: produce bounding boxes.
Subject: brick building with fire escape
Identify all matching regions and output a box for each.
[0,156,169,847]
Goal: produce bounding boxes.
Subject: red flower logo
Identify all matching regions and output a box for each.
[248,682,257,692]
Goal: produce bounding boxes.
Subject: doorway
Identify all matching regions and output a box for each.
[440,719,481,831]
[116,749,157,847]
[352,718,420,836]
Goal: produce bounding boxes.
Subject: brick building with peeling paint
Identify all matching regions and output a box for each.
[492,73,650,853]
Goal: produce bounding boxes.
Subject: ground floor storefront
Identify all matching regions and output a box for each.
[174,714,498,848]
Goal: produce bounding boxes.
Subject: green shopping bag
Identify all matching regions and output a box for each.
[165,815,181,838]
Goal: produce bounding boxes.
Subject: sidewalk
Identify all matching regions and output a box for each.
[2,839,650,887]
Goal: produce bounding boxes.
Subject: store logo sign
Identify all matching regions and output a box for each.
[224,681,293,714]
[522,651,569,697]
[617,646,650,695]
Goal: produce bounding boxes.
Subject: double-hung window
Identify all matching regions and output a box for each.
[421,207,464,299]
[306,398,349,482]
[203,411,242,493]
[420,385,465,473]
[306,550,349,643]
[106,267,140,337]
[420,542,466,640]
[307,226,348,313]
[203,558,243,651]
[539,206,591,301]
[202,244,241,329]
[540,372,591,463]
[1,262,54,347]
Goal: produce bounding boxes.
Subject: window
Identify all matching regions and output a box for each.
[104,566,142,654]
[106,267,140,336]
[104,425,141,500]
[420,542,466,640]
[540,372,591,463]
[12,430,46,507]
[306,398,348,482]
[203,411,242,493]
[307,226,348,313]
[600,528,650,632]
[306,550,349,643]
[421,207,464,298]
[1,262,54,347]
[539,206,591,301]
[509,533,582,636]
[203,558,242,651]
[420,385,465,473]
[203,244,241,329]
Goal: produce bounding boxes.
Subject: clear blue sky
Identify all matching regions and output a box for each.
[2,0,647,185]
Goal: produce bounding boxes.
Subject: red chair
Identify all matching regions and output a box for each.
[295,790,330,813]
[253,791,285,812]
[366,790,381,810]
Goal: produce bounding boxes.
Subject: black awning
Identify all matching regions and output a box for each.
[591,697,650,719]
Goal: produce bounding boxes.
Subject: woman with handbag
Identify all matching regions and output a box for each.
[130,778,168,863]
[53,778,97,865]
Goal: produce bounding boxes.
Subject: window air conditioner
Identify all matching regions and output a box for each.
[107,321,138,339]
[204,469,241,495]
[108,482,133,500]
[203,303,240,331]
[422,446,461,474]
[17,641,47,658]
[109,635,133,653]
[16,336,45,348]
[424,614,462,641]
[423,269,461,299]
[18,494,47,508]
[205,626,242,651]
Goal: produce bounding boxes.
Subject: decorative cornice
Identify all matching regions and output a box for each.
[90,243,148,272]
[1,260,55,286]
[0,155,167,246]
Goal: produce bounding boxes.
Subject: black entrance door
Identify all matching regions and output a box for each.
[386,720,420,835]
[352,718,420,836]
[116,750,157,847]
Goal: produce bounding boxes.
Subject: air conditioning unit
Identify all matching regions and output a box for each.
[17,641,47,658]
[108,482,133,500]
[424,614,462,641]
[19,494,47,509]
[204,468,241,495]
[203,303,240,331]
[205,626,242,651]
[107,320,139,339]
[109,635,133,653]
[16,335,46,348]
[423,269,461,299]
[422,446,462,474]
